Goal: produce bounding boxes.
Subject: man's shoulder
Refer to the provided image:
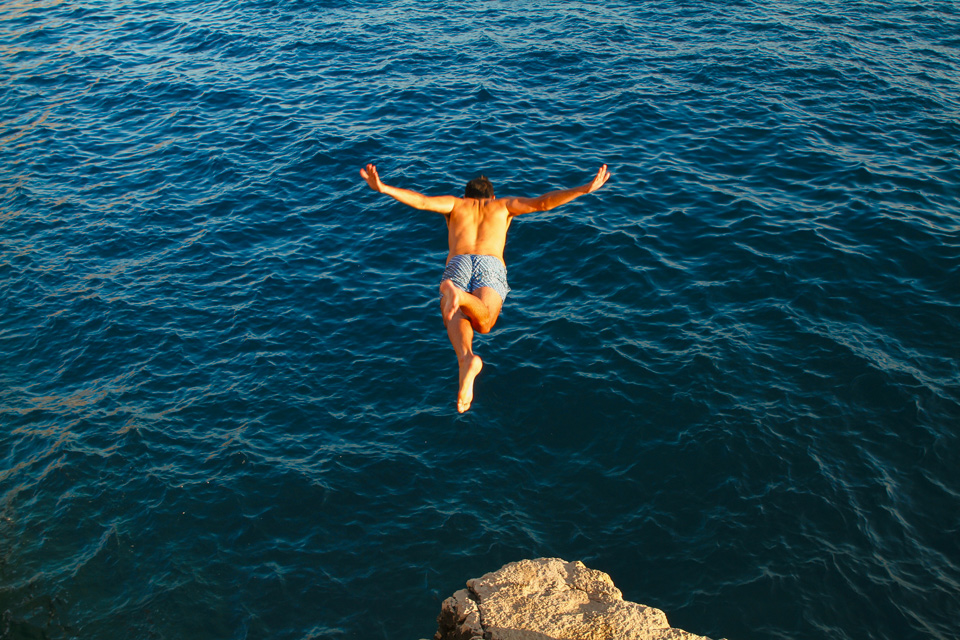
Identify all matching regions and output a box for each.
[483,198,511,213]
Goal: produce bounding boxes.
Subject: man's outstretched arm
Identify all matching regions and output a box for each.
[502,164,611,216]
[360,164,457,214]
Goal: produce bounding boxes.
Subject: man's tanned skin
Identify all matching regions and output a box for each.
[360,163,611,412]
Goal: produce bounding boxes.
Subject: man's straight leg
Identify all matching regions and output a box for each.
[440,282,503,413]
[443,309,483,413]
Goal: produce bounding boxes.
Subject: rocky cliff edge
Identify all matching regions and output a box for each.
[434,557,721,640]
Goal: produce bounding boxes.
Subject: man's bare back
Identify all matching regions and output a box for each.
[360,163,611,412]
[443,197,512,264]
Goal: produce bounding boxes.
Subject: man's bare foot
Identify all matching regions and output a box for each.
[440,279,462,324]
[457,354,483,413]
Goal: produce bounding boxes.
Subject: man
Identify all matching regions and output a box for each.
[360,162,611,413]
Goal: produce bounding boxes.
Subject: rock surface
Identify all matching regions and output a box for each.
[434,558,717,640]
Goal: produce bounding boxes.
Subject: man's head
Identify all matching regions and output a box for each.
[464,175,494,199]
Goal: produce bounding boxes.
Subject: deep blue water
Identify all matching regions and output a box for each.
[2,1,959,639]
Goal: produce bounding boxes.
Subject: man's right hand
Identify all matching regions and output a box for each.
[360,163,384,192]
[586,164,611,193]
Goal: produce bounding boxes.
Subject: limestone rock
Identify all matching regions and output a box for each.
[434,558,718,640]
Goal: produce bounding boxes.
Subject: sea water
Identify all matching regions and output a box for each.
[2,1,959,639]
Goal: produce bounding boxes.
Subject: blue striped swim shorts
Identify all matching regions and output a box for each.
[440,254,510,302]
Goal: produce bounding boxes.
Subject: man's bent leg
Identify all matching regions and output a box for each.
[468,287,504,333]
[440,281,503,333]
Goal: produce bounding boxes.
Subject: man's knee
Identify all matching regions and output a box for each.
[472,314,498,334]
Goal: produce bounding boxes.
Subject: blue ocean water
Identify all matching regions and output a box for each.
[2,1,959,639]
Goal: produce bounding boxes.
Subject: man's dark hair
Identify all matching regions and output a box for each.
[464,175,494,199]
